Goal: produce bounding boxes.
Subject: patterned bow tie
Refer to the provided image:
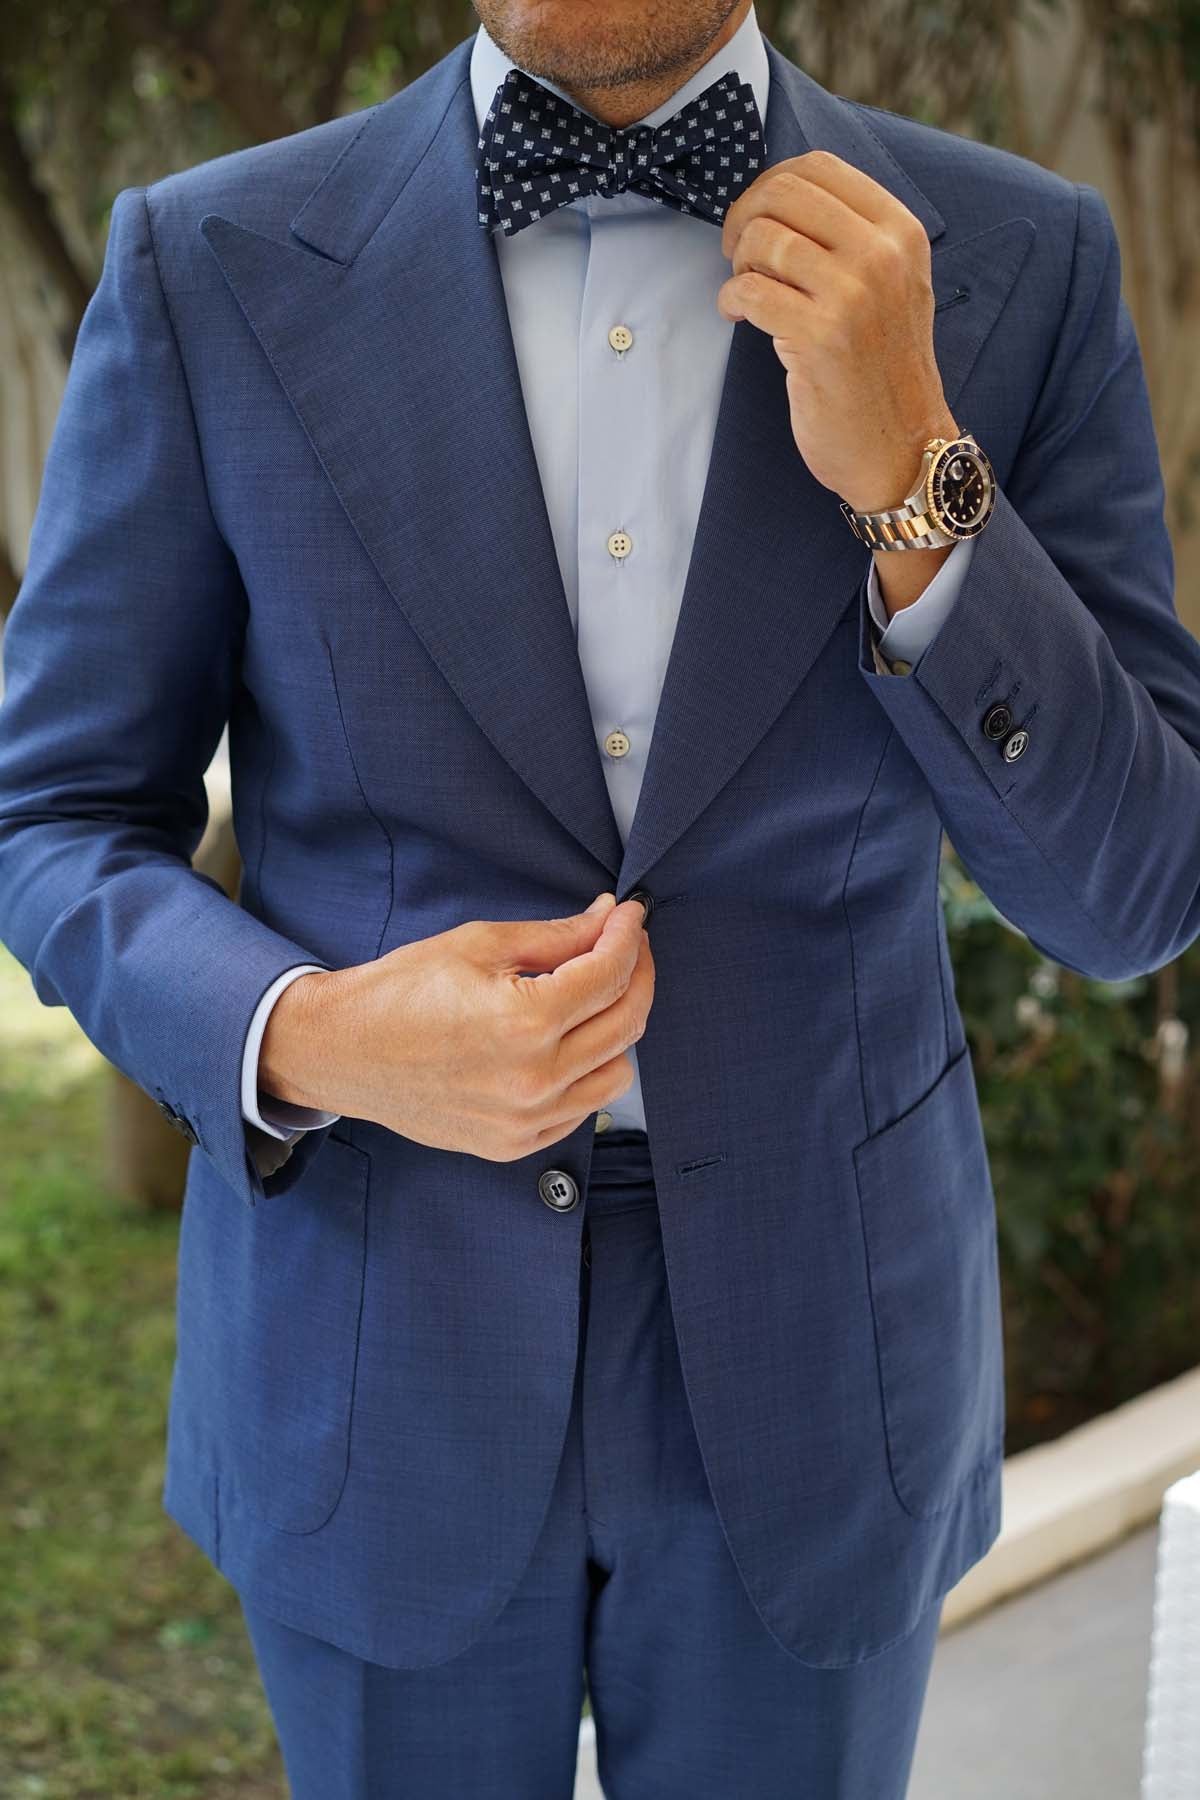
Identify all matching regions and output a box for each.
[476,66,764,238]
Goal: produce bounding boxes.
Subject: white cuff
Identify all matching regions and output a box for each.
[866,534,976,669]
[241,963,342,1140]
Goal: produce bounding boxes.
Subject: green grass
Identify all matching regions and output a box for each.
[0,947,286,1799]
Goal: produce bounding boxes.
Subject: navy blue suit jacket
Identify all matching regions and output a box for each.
[3,32,1199,1670]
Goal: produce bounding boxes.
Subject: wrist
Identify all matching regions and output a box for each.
[843,410,962,515]
[259,967,343,1112]
[872,540,957,617]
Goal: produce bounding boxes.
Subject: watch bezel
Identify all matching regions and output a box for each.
[924,435,996,540]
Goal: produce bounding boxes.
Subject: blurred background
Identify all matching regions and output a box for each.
[1,1,1199,1795]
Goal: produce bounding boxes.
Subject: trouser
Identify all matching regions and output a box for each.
[238,1127,943,1798]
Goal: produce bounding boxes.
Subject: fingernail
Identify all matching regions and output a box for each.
[584,893,610,914]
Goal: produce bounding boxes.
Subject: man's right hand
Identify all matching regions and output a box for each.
[258,893,654,1161]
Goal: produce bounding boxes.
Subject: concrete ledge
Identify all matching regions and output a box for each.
[941,1363,1200,1629]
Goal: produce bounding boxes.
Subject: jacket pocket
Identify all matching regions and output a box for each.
[852,1044,1005,1520]
[178,1129,370,1534]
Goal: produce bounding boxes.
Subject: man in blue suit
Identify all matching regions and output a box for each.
[3,0,1199,1790]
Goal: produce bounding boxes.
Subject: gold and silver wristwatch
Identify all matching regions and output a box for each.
[839,432,997,551]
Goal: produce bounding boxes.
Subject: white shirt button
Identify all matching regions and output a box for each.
[608,324,633,352]
[594,1110,614,1132]
[607,529,632,559]
[603,729,631,759]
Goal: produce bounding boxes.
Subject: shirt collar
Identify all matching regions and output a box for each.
[469,3,769,141]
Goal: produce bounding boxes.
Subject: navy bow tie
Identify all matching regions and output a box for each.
[476,66,764,237]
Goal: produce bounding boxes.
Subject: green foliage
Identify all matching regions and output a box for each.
[941,843,1200,1451]
[0,950,283,1798]
[3,0,478,265]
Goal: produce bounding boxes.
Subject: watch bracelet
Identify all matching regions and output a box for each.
[838,499,956,551]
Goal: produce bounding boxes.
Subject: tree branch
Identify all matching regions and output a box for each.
[312,1,377,124]
[116,0,298,143]
[0,83,90,348]
[1033,7,1093,170]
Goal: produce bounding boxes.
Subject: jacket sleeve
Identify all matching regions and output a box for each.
[0,184,338,1205]
[855,179,1200,982]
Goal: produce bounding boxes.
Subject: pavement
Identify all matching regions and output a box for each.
[573,1523,1158,1798]
[909,1523,1156,1800]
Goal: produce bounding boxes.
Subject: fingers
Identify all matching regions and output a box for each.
[528,1050,637,1151]
[473,892,618,976]
[721,152,894,264]
[550,927,653,1089]
[532,898,648,1036]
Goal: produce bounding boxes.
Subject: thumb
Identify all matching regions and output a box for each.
[490,892,617,974]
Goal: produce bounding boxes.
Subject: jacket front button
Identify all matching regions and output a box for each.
[538,1168,579,1212]
[1002,727,1029,762]
[982,702,1013,740]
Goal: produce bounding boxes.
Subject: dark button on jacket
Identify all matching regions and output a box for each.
[538,1168,579,1212]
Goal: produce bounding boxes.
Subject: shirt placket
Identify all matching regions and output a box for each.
[575,201,659,851]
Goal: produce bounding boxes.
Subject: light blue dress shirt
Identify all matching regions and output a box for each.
[243,1,974,1143]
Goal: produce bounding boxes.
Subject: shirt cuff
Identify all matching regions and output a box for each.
[866,535,977,673]
[241,963,342,1140]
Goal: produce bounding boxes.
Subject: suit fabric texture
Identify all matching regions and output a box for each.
[238,1128,944,1799]
[2,29,1200,1685]
[238,6,976,1152]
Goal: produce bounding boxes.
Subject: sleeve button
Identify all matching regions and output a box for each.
[1002,728,1029,762]
[156,1098,198,1144]
[982,702,1013,740]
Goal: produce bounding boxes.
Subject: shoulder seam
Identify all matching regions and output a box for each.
[140,186,238,563]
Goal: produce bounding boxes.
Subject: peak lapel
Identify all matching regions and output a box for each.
[198,32,1036,901]
[613,40,1033,896]
[200,37,627,882]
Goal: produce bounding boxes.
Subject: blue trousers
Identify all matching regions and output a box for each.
[238,1129,943,1798]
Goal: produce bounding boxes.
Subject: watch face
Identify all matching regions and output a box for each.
[927,438,996,537]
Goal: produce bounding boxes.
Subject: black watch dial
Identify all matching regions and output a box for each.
[928,440,995,537]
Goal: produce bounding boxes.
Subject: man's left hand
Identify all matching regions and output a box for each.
[718,150,958,514]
